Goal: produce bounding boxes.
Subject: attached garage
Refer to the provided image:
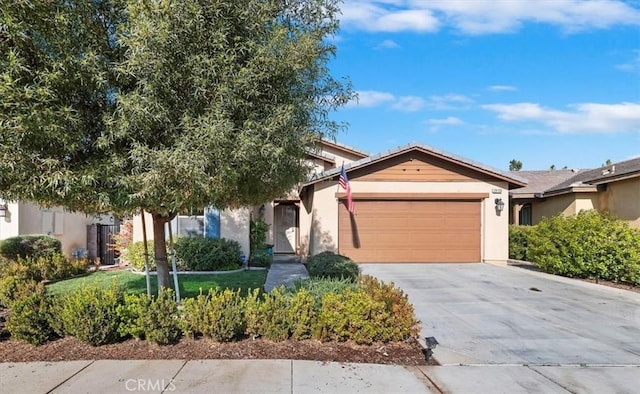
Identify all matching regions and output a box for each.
[299,143,528,264]
[338,198,482,263]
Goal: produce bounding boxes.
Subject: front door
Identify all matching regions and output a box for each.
[274,204,298,254]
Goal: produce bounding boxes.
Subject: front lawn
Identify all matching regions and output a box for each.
[46,269,267,298]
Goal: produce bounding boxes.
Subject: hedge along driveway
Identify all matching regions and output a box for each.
[361,263,640,366]
[46,270,267,298]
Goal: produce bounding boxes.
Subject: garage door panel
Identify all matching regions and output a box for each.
[339,200,481,263]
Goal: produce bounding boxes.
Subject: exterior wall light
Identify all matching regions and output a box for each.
[494,198,505,212]
[0,203,8,218]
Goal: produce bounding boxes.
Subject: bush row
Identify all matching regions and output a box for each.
[0,254,87,307]
[0,235,61,261]
[122,237,242,272]
[509,211,640,285]
[5,276,419,346]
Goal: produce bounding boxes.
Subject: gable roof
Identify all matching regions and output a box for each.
[306,150,336,164]
[510,169,585,197]
[511,157,640,198]
[304,142,528,188]
[317,139,369,159]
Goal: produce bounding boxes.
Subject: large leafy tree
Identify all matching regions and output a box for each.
[0,0,351,289]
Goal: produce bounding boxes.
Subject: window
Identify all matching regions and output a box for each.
[519,204,532,226]
[171,208,220,238]
[175,209,205,237]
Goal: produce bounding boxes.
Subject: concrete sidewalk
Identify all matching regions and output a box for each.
[3,359,640,393]
[263,256,309,292]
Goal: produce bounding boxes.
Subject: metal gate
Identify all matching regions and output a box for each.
[97,224,120,265]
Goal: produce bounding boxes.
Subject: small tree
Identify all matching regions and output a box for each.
[1,0,352,290]
[509,159,523,171]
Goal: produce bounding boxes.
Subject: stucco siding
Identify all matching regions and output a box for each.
[0,202,102,257]
[220,208,250,258]
[133,209,250,259]
[302,182,339,256]
[600,178,640,228]
[320,145,362,165]
[0,202,20,240]
[531,194,575,223]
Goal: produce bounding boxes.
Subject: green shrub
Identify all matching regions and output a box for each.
[509,225,536,261]
[527,211,640,285]
[122,241,155,271]
[0,274,31,307]
[32,253,87,282]
[0,235,62,260]
[315,290,389,345]
[358,275,420,341]
[180,289,244,342]
[257,287,290,341]
[286,277,357,310]
[250,218,269,254]
[306,251,360,282]
[5,282,54,345]
[51,282,124,345]
[249,249,271,268]
[288,289,315,340]
[174,237,242,271]
[117,290,181,345]
[243,289,262,339]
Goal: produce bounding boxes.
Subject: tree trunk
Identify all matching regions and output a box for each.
[151,212,171,292]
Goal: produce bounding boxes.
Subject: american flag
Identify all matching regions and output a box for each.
[339,164,355,214]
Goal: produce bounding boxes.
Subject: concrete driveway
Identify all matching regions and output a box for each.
[361,263,640,366]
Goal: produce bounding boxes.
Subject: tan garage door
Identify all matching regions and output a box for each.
[338,200,481,263]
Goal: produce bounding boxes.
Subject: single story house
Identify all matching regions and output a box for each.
[0,200,116,259]
[134,140,527,264]
[510,157,640,228]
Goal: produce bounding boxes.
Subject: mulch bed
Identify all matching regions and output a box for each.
[0,335,432,365]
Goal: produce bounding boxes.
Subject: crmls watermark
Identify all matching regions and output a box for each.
[125,378,176,392]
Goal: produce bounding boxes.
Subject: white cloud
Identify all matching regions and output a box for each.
[346,91,429,112]
[347,90,396,108]
[391,96,427,112]
[428,94,474,110]
[427,116,464,125]
[375,39,400,50]
[616,50,640,72]
[483,102,640,133]
[340,2,440,32]
[488,85,517,92]
[340,1,640,34]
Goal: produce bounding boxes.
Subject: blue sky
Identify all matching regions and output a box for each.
[328,0,640,171]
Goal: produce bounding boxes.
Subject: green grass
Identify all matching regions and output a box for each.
[46,270,267,298]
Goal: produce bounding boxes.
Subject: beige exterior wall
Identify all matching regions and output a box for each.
[132,208,251,258]
[599,178,640,228]
[526,192,598,224]
[302,179,511,263]
[220,208,250,258]
[299,181,340,256]
[0,201,109,257]
[319,145,362,166]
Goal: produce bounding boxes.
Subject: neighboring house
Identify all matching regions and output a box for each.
[133,140,528,264]
[510,157,640,228]
[0,200,116,259]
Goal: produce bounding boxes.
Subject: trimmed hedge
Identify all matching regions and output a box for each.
[5,274,419,346]
[174,237,242,271]
[508,225,536,261]
[0,235,61,260]
[306,251,360,282]
[0,254,87,307]
[510,211,640,285]
[122,241,155,271]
